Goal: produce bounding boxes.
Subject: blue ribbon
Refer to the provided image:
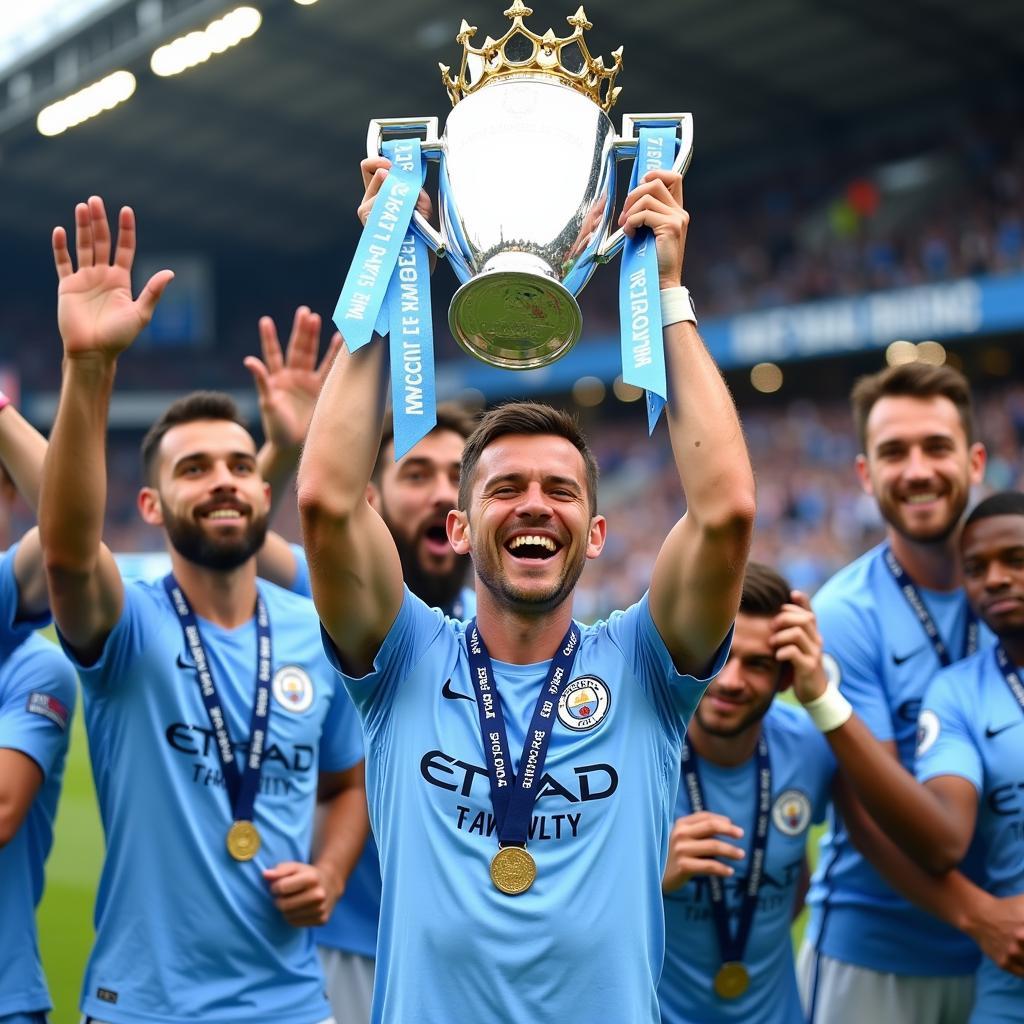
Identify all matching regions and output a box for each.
[465,619,581,846]
[334,138,437,458]
[333,138,424,351]
[386,229,436,459]
[619,125,678,434]
[162,575,272,824]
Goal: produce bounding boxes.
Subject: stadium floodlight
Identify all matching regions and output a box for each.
[36,69,136,137]
[293,0,320,5]
[150,5,261,78]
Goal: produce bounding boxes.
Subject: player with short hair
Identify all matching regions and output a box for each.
[912,491,1024,1020]
[297,158,756,1023]
[800,361,989,1023]
[40,197,369,1024]
[659,562,834,1024]
[0,394,78,1024]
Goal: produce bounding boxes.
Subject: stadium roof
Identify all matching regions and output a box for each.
[0,0,1022,260]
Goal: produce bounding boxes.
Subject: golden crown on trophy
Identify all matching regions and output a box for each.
[439,2,623,113]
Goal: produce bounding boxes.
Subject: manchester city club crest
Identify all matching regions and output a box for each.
[771,788,812,836]
[557,676,611,732]
[272,665,314,713]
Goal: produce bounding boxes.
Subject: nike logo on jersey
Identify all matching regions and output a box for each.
[985,721,1022,739]
[176,653,194,671]
[442,678,473,702]
[892,646,926,666]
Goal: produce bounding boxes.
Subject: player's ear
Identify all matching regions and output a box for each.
[138,486,164,526]
[366,481,382,513]
[854,453,874,497]
[448,508,470,554]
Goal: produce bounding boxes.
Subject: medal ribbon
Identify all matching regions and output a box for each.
[681,734,771,968]
[465,619,581,846]
[883,545,979,667]
[619,125,678,435]
[163,575,272,824]
[993,644,1024,718]
[334,137,436,459]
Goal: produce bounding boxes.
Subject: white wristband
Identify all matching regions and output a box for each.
[803,685,853,733]
[660,286,697,327]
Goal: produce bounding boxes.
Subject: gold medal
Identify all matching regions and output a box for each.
[226,820,261,862]
[489,846,536,895]
[713,961,750,1000]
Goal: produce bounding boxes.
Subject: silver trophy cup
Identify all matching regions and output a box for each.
[368,98,692,370]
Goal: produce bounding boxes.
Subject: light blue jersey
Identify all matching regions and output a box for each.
[326,587,728,1024]
[292,542,478,961]
[63,578,363,1024]
[917,648,1024,1022]
[660,703,834,1024]
[0,547,77,1021]
[808,543,986,976]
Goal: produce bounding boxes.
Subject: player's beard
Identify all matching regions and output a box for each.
[163,503,269,572]
[391,527,470,612]
[694,692,774,739]
[474,535,587,614]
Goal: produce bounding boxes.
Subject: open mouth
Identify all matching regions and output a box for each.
[903,492,942,506]
[197,502,248,523]
[422,522,451,556]
[504,533,562,561]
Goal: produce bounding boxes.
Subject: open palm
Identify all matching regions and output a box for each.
[53,196,173,360]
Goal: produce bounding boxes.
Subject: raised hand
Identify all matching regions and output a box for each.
[663,811,745,893]
[618,170,688,289]
[52,196,173,362]
[358,155,433,228]
[771,591,829,704]
[244,307,341,452]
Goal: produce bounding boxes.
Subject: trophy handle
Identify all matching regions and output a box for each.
[595,113,694,264]
[366,117,447,257]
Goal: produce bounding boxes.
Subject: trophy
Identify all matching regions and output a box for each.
[368,2,693,370]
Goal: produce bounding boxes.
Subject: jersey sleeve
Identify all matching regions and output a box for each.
[321,586,446,735]
[317,676,365,774]
[813,591,894,742]
[915,669,982,793]
[0,543,49,658]
[604,592,732,739]
[287,544,312,599]
[0,640,77,780]
[56,581,154,692]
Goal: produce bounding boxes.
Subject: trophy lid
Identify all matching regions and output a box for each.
[439,3,623,113]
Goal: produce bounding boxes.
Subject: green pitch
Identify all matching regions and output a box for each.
[34,682,815,1023]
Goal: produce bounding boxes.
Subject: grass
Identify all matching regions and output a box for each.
[34,685,817,1023]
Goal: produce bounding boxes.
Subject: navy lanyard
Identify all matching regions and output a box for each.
[465,619,581,846]
[163,575,272,823]
[883,545,979,667]
[681,734,771,966]
[994,645,1024,717]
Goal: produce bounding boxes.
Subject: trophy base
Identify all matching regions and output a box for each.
[448,270,582,371]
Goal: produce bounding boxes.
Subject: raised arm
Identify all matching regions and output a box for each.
[296,159,415,675]
[39,197,172,663]
[622,171,755,675]
[246,306,341,590]
[0,401,50,618]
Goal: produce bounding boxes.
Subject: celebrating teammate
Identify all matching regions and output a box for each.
[39,196,369,1024]
[297,159,755,1022]
[0,395,78,1024]
[799,363,988,1022]
[659,563,834,1024]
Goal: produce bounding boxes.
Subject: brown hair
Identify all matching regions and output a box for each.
[850,362,975,450]
[739,561,792,617]
[140,391,249,483]
[457,401,599,515]
[372,401,479,482]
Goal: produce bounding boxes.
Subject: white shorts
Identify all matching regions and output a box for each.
[317,946,375,1024]
[797,941,975,1024]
